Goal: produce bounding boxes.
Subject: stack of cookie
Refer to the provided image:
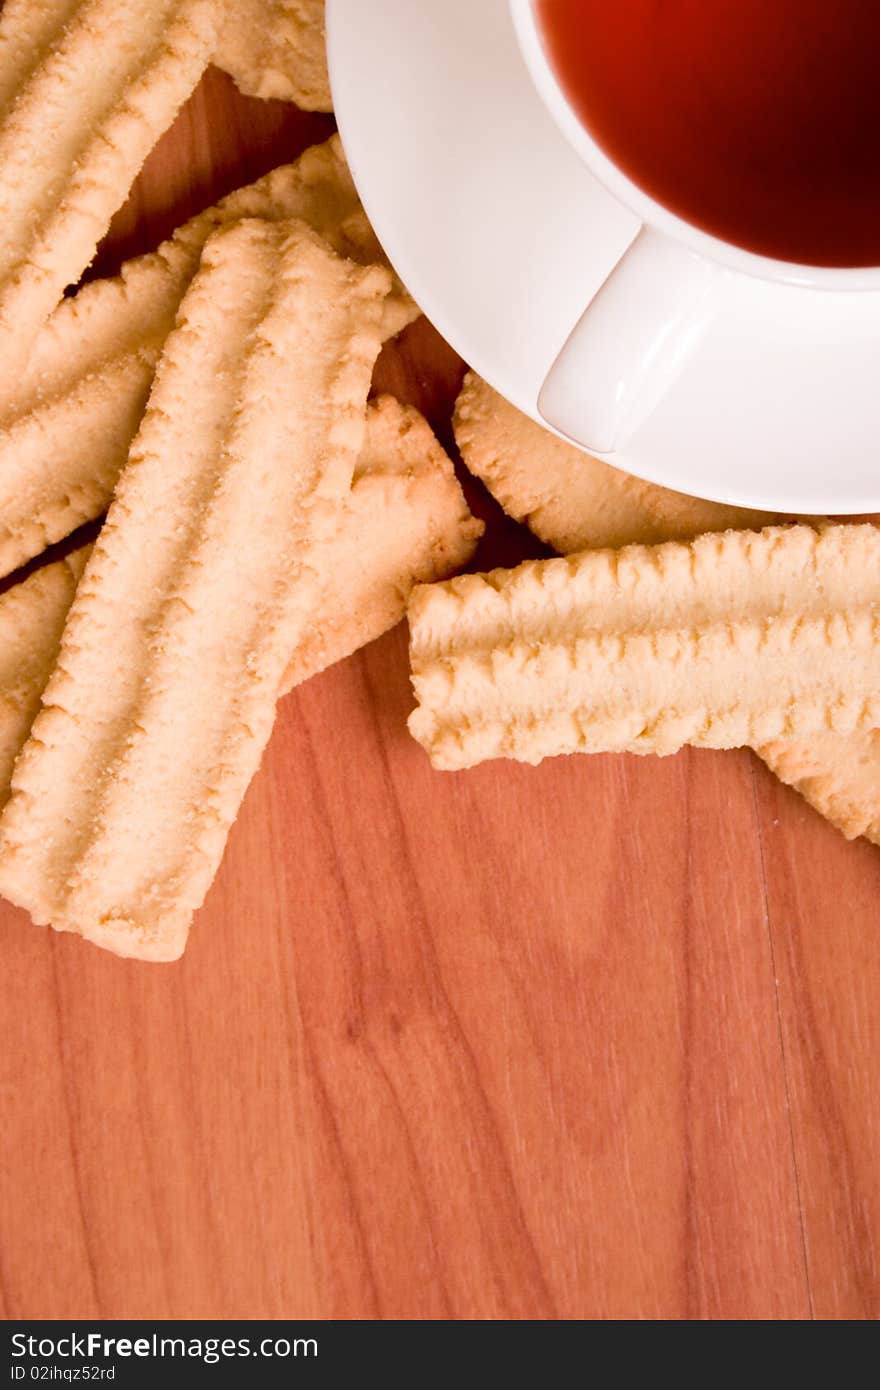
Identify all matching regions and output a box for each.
[0,2,482,959]
[1,1,878,965]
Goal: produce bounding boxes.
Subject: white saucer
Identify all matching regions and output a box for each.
[328,0,880,514]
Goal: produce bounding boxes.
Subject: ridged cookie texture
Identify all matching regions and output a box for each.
[0,136,417,582]
[216,0,331,110]
[453,374,880,845]
[280,396,483,690]
[0,0,217,371]
[758,732,880,844]
[0,398,480,817]
[409,524,880,771]
[0,217,392,962]
[0,546,90,807]
[454,372,782,550]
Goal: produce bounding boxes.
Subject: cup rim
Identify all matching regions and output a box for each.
[510,0,880,293]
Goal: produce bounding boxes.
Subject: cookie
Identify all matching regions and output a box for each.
[0,218,391,960]
[409,524,880,770]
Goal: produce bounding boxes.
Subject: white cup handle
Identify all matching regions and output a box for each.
[538,227,727,455]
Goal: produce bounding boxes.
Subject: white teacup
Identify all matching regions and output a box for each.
[510,0,880,456]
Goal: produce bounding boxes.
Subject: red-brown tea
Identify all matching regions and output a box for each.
[536,0,880,267]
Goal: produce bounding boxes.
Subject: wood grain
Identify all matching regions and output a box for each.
[0,67,878,1321]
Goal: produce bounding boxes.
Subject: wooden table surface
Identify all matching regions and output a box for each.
[1,71,878,1323]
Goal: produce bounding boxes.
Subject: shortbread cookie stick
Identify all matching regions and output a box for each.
[0,399,480,808]
[409,524,880,770]
[0,547,90,808]
[454,374,880,843]
[0,0,217,371]
[0,137,416,581]
[454,373,781,548]
[216,0,331,110]
[0,218,391,961]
